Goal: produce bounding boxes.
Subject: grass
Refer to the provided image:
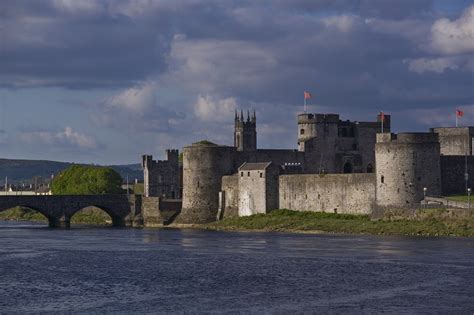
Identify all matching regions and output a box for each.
[193,140,217,146]
[0,207,110,225]
[205,209,474,237]
[70,208,110,225]
[446,195,471,202]
[0,207,47,222]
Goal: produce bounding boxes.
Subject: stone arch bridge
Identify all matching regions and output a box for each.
[0,195,141,228]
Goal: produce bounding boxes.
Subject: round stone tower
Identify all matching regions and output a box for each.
[178,142,236,224]
[375,133,441,207]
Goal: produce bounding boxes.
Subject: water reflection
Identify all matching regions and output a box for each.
[0,221,473,313]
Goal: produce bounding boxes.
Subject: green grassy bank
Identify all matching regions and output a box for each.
[447,195,471,202]
[206,209,474,237]
[0,207,110,225]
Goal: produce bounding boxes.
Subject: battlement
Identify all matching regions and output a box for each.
[142,149,180,170]
[142,155,153,169]
[297,113,339,124]
[430,126,474,156]
[376,132,438,144]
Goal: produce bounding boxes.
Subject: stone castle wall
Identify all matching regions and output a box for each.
[138,197,182,227]
[440,156,474,195]
[221,175,239,218]
[236,149,305,168]
[237,163,279,216]
[431,127,474,156]
[279,173,376,214]
[375,133,441,207]
[142,150,181,199]
[179,144,236,223]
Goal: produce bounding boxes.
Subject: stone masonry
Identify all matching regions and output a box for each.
[143,109,474,224]
[142,150,181,199]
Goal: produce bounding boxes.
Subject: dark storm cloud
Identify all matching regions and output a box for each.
[1,0,473,154]
[0,0,171,89]
[268,0,435,19]
[0,0,439,89]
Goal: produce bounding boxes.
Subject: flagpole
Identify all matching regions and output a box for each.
[304,97,306,113]
[456,113,458,127]
[381,111,384,133]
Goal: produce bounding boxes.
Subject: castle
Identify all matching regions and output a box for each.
[142,110,474,224]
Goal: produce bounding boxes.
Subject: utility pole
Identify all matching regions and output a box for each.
[126,174,129,196]
[468,188,471,211]
[423,187,427,209]
[465,151,469,193]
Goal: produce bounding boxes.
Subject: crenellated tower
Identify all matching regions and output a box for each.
[234,109,257,151]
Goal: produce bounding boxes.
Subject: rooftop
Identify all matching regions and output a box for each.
[238,162,272,171]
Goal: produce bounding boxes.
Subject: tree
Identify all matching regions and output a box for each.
[51,165,123,195]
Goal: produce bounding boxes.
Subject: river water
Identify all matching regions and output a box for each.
[0,221,473,314]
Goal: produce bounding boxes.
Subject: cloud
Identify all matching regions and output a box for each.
[395,104,474,128]
[92,81,185,133]
[431,5,474,55]
[1,0,474,163]
[404,5,474,75]
[19,127,101,150]
[322,14,359,32]
[51,0,105,15]
[404,57,460,74]
[194,94,237,122]
[105,81,156,114]
[164,36,277,95]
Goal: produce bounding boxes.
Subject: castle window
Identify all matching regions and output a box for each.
[366,164,373,173]
[241,172,243,177]
[343,162,353,173]
[349,127,355,137]
[352,144,358,150]
[247,172,250,177]
[381,175,385,184]
[260,173,263,178]
[300,129,305,135]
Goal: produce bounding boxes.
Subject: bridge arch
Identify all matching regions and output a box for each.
[0,195,135,228]
[0,205,56,227]
[69,205,126,227]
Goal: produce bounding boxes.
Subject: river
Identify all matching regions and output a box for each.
[0,221,473,313]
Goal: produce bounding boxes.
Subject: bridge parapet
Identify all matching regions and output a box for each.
[0,195,141,228]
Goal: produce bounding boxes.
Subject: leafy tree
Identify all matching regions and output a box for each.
[51,165,123,195]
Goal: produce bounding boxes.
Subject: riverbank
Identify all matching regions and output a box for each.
[2,207,473,236]
[204,209,474,237]
[0,207,110,225]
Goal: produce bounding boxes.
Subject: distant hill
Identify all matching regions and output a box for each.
[0,158,143,184]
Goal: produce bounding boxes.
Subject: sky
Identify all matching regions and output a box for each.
[0,0,473,164]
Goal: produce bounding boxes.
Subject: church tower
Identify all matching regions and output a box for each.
[234,110,257,151]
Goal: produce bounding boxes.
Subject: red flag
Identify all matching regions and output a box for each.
[456,109,464,117]
[304,91,312,100]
